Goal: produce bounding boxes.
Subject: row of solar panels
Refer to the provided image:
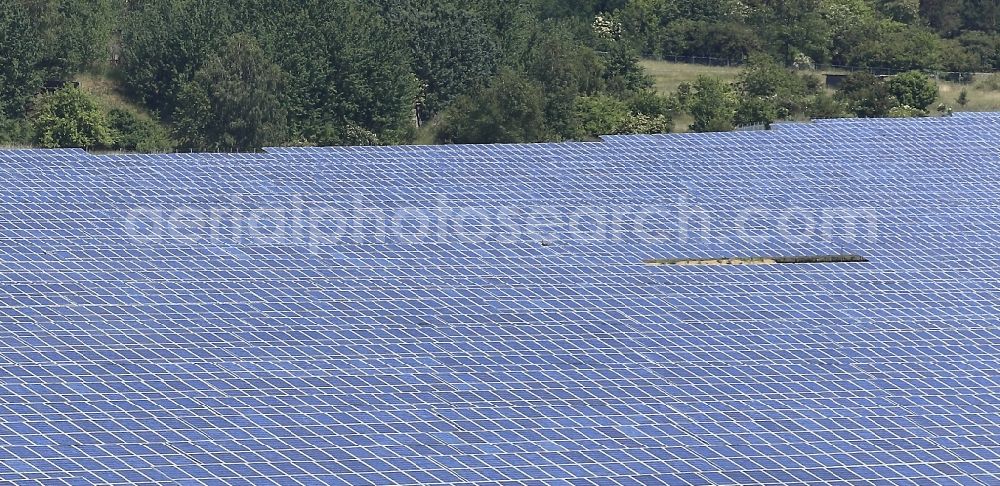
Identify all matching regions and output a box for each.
[0,114,998,484]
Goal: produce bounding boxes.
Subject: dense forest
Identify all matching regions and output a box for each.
[0,0,997,151]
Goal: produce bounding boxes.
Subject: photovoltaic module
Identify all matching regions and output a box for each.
[0,114,997,484]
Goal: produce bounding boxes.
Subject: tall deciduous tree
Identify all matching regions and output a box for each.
[527,21,607,138]
[263,0,417,144]
[20,0,119,79]
[173,33,288,152]
[875,0,920,24]
[120,0,237,113]
[386,0,500,121]
[920,0,963,36]
[752,0,831,65]
[0,0,42,118]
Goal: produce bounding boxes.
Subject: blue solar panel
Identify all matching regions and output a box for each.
[0,114,999,484]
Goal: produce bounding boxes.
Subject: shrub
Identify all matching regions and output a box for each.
[31,87,113,149]
[888,104,926,118]
[955,31,1000,71]
[885,71,938,110]
[688,75,737,132]
[437,69,548,144]
[0,115,31,146]
[734,97,778,127]
[172,33,289,152]
[807,92,846,119]
[617,113,671,134]
[956,89,968,107]
[660,20,761,61]
[573,95,630,138]
[573,94,673,138]
[625,90,675,119]
[736,54,817,120]
[107,109,174,153]
[836,72,897,118]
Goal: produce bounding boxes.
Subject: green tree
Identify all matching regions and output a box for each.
[847,23,944,71]
[172,33,288,152]
[615,0,740,57]
[836,72,897,118]
[886,71,938,111]
[401,1,500,120]
[600,39,654,94]
[752,0,831,65]
[535,0,626,19]
[806,92,845,119]
[31,86,113,149]
[956,31,1000,71]
[734,97,778,127]
[820,0,877,66]
[437,69,547,144]
[688,75,737,132]
[267,0,418,144]
[20,0,119,79]
[0,1,42,118]
[920,0,962,36]
[660,20,761,60]
[961,0,1000,33]
[615,0,673,57]
[526,21,607,139]
[120,0,237,113]
[468,0,537,68]
[733,54,816,125]
[875,0,920,24]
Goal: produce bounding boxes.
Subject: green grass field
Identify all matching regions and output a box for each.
[641,60,743,94]
[641,60,1000,129]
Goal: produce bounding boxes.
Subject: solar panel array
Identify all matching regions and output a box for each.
[0,114,998,485]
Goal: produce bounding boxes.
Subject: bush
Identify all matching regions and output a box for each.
[0,1,42,119]
[885,71,938,110]
[836,72,897,118]
[618,113,671,134]
[31,87,113,149]
[888,104,926,118]
[672,82,694,111]
[573,94,672,138]
[660,20,761,61]
[437,69,548,144]
[573,95,630,138]
[173,33,289,152]
[956,89,968,107]
[734,97,778,127]
[807,92,846,119]
[0,115,31,146]
[846,23,944,71]
[955,31,1000,71]
[736,54,817,120]
[107,109,174,153]
[625,90,675,119]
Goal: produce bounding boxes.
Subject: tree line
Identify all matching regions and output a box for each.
[0,1,989,151]
[617,0,1000,74]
